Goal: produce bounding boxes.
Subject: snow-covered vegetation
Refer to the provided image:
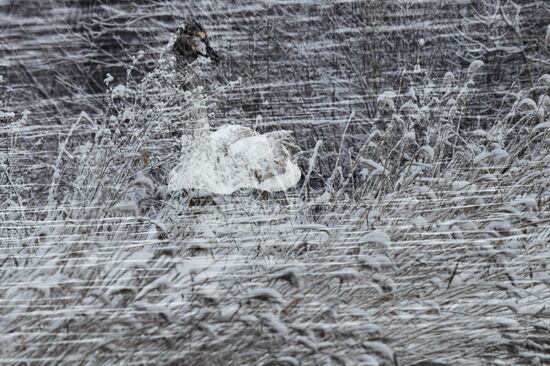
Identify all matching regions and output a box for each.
[0,1,549,365]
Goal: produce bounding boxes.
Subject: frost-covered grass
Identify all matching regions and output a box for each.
[1,36,550,366]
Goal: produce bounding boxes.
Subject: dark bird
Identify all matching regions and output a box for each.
[174,20,220,64]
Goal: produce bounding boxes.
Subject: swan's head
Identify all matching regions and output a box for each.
[175,20,220,64]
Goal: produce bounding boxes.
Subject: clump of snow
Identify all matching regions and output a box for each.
[363,230,391,249]
[467,60,484,77]
[515,98,537,112]
[0,110,15,121]
[169,124,301,194]
[418,145,435,161]
[111,84,130,99]
[259,313,289,337]
[246,288,285,304]
[537,74,550,85]
[377,90,397,112]
[532,121,550,132]
[443,71,455,85]
[104,73,114,86]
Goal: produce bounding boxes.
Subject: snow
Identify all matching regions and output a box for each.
[169,124,301,194]
[537,74,550,85]
[356,354,379,366]
[246,288,285,304]
[0,110,15,120]
[532,122,550,132]
[377,90,398,111]
[2,2,550,365]
[358,255,384,271]
[363,231,391,249]
[259,313,289,337]
[467,60,484,76]
[516,98,537,111]
[418,145,434,161]
[111,84,130,99]
[363,341,394,360]
[103,73,113,85]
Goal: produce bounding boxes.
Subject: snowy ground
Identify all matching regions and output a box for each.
[1,1,549,365]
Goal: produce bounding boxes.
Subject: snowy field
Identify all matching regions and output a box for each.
[1,1,549,365]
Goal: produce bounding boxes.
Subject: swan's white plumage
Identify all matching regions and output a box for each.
[169,124,301,194]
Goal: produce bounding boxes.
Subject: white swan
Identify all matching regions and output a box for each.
[169,124,301,195]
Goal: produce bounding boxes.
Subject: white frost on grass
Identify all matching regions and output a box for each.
[169,124,301,194]
[377,90,397,112]
[0,110,15,120]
